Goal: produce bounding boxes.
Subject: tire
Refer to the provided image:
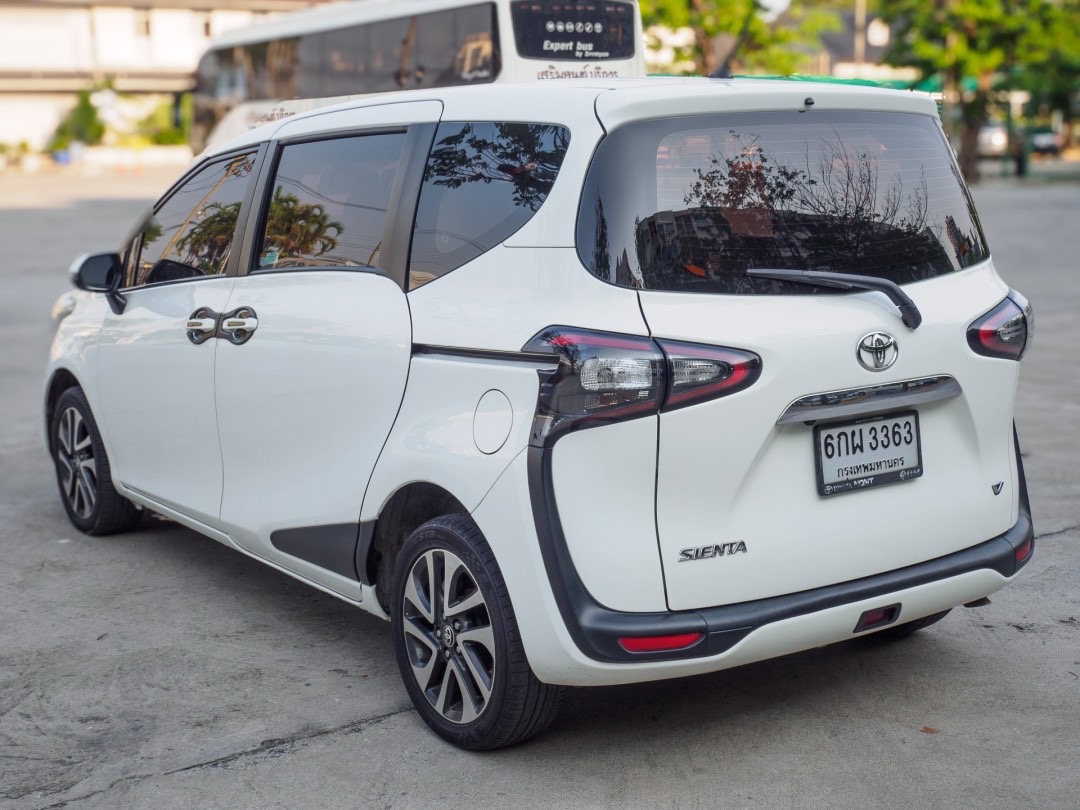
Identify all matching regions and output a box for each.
[390,514,564,750]
[876,609,951,639]
[50,386,140,536]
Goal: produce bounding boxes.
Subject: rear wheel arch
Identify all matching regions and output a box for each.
[368,482,468,612]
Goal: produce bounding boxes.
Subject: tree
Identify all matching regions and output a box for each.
[876,0,1080,181]
[640,0,842,76]
[51,90,105,150]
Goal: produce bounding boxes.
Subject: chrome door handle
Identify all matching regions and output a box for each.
[219,307,258,345]
[186,307,219,345]
[223,317,258,332]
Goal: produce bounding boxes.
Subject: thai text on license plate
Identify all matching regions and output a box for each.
[814,410,923,496]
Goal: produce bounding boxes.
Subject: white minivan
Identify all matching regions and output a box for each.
[47,78,1035,750]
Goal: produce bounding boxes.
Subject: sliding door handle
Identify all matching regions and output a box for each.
[219,307,258,345]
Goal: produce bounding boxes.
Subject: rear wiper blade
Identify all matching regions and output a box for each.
[745,268,922,330]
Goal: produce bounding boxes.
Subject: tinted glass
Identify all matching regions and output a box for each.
[303,5,497,97]
[192,6,498,150]
[256,134,405,272]
[409,122,570,289]
[128,153,256,288]
[511,1,636,62]
[577,111,989,294]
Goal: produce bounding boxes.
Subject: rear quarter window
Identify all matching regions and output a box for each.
[408,121,570,289]
[576,110,989,294]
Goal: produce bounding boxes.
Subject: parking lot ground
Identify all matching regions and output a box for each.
[1,167,1077,810]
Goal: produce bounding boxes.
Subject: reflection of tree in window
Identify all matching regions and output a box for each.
[660,128,944,290]
[137,154,254,284]
[259,187,344,268]
[175,201,241,274]
[410,122,570,288]
[424,123,569,211]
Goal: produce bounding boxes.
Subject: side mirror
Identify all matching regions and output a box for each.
[69,252,127,314]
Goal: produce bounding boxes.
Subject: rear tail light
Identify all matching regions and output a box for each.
[524,327,761,445]
[968,291,1033,360]
[657,339,762,411]
[525,328,665,444]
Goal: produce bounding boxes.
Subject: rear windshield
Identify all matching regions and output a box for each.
[576,110,989,294]
[510,1,636,61]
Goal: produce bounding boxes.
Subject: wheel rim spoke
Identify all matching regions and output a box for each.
[403,552,436,625]
[57,453,75,494]
[74,470,96,517]
[403,618,440,690]
[444,587,484,620]
[458,636,494,702]
[58,409,75,455]
[451,658,483,724]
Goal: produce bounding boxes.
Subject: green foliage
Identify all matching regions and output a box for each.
[51,90,105,150]
[876,0,1079,178]
[640,0,842,75]
[138,96,190,145]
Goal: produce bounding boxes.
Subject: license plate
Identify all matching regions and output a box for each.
[814,410,923,496]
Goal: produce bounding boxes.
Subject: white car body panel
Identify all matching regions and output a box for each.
[95,278,235,524]
[361,356,543,522]
[551,418,666,612]
[214,271,412,589]
[407,246,647,351]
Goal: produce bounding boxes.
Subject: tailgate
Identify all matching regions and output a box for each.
[642,264,1021,611]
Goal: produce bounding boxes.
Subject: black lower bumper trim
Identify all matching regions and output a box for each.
[527,433,1034,664]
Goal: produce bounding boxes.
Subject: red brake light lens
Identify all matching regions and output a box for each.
[657,339,763,411]
[618,632,704,653]
[967,291,1033,360]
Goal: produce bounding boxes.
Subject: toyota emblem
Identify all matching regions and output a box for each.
[857,332,898,371]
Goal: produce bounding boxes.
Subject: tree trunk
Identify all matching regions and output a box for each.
[958,90,990,184]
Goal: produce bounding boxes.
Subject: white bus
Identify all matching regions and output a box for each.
[193,0,645,151]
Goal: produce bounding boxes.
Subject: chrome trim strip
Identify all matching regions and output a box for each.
[777,375,962,425]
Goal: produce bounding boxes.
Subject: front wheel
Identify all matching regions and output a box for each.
[390,514,563,750]
[50,386,140,535]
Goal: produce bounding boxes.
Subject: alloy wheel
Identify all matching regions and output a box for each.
[400,548,496,724]
[56,405,97,519]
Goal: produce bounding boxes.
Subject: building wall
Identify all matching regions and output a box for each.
[0,2,328,150]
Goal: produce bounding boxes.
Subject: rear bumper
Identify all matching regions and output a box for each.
[527,435,1035,665]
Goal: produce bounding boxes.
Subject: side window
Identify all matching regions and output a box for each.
[256,133,406,272]
[127,153,256,288]
[409,122,570,289]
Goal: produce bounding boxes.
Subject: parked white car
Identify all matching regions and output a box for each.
[47,78,1035,750]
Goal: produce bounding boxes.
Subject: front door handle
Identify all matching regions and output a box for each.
[186,307,219,345]
[219,307,258,345]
